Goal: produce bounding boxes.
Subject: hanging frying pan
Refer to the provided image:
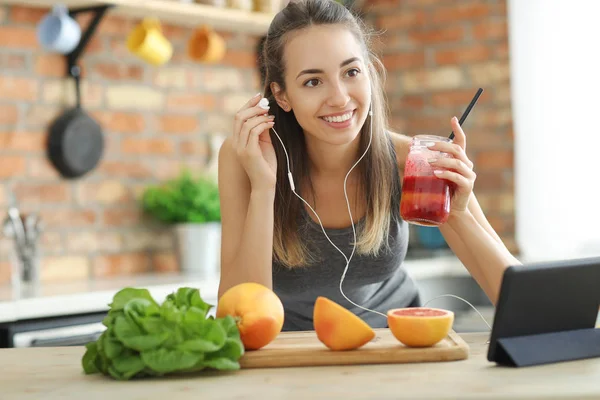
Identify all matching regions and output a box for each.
[47,65,104,179]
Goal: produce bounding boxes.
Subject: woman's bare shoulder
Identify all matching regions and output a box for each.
[387,130,412,170]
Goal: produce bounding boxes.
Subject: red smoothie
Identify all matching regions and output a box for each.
[400,175,451,226]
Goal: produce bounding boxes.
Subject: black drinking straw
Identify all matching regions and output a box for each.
[449,88,484,140]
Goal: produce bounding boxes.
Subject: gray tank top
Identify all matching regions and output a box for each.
[272,161,419,331]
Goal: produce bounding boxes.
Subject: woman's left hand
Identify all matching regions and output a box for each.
[427,116,476,214]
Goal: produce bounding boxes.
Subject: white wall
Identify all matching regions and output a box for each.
[508,0,600,262]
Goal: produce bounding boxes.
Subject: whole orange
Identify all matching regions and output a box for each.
[216,282,284,350]
[387,307,454,347]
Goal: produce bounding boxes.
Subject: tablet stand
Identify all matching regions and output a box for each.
[494,327,600,367]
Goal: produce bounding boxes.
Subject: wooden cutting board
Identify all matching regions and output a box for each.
[239,328,469,368]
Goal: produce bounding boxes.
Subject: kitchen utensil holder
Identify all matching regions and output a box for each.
[65,5,113,106]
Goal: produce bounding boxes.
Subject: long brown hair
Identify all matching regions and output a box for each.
[261,0,400,267]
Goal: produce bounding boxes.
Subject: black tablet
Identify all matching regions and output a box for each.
[487,256,600,365]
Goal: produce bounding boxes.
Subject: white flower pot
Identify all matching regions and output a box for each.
[173,222,221,279]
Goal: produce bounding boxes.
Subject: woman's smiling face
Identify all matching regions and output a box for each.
[275,24,372,147]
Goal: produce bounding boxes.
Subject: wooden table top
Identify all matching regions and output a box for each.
[1,332,600,400]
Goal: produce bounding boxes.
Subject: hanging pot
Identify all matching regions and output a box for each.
[47,65,104,179]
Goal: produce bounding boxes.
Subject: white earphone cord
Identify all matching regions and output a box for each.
[270,108,491,331]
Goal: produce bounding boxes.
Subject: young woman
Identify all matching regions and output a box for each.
[217,0,521,331]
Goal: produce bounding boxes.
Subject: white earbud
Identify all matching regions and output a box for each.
[258,97,270,109]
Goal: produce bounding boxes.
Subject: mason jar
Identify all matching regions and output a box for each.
[400,134,455,226]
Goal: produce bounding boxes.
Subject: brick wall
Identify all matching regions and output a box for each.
[0,5,261,284]
[365,0,516,252]
[0,1,516,285]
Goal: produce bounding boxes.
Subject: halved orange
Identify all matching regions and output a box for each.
[313,296,375,351]
[387,307,454,347]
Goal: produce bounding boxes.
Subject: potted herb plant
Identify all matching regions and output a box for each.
[141,169,221,278]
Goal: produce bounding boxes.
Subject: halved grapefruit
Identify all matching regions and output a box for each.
[387,307,454,347]
[313,296,375,351]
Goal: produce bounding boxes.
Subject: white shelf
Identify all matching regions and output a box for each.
[0,0,275,35]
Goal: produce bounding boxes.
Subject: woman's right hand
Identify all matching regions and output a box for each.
[232,93,277,192]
